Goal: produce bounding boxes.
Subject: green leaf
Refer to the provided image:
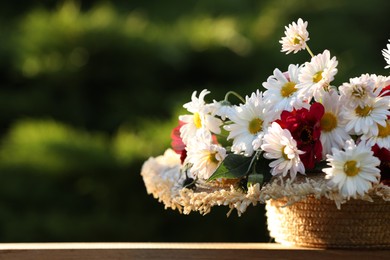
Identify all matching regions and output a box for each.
[254,155,272,183]
[247,174,264,186]
[208,154,252,181]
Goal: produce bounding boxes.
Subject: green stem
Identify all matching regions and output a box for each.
[246,150,261,176]
[224,91,245,104]
[305,44,314,58]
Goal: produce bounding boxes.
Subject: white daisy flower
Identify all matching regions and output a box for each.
[224,90,274,156]
[343,96,390,136]
[261,122,305,180]
[263,64,309,112]
[382,39,390,69]
[361,117,390,149]
[296,50,338,102]
[339,74,376,108]
[323,140,380,199]
[185,132,226,180]
[209,100,234,121]
[319,91,350,158]
[371,74,390,95]
[179,89,223,145]
[280,18,310,54]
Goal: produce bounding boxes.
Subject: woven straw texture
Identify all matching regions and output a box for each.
[266,196,390,249]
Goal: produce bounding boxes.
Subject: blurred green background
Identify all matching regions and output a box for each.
[0,0,389,242]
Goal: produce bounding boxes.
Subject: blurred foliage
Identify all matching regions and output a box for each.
[0,0,389,242]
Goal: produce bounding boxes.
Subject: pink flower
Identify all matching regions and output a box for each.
[171,121,187,164]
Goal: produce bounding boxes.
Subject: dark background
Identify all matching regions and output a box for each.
[0,0,389,242]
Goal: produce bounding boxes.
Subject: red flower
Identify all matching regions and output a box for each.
[275,102,324,169]
[171,121,187,164]
[372,144,390,185]
[380,84,390,96]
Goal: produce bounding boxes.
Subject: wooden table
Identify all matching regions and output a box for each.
[0,243,388,259]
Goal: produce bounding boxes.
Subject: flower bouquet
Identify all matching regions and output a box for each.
[141,19,390,248]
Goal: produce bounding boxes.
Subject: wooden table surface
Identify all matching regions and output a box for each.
[0,243,388,260]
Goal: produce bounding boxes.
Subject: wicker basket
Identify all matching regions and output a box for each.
[266,196,390,249]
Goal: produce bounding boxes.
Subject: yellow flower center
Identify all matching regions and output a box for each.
[293,37,301,45]
[208,152,219,164]
[378,120,390,138]
[280,82,297,97]
[343,160,360,177]
[282,146,289,160]
[355,105,372,117]
[193,112,202,129]
[313,71,323,83]
[248,118,263,134]
[320,112,338,132]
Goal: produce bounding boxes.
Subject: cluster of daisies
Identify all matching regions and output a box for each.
[171,18,390,200]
